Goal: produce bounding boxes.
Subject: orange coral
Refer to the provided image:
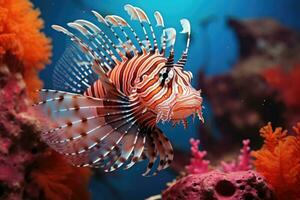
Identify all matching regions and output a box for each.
[252,122,300,200]
[0,0,51,98]
[31,151,91,200]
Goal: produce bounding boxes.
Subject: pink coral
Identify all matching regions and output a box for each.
[185,139,210,174]
[221,139,252,172]
[185,138,252,175]
[162,170,275,200]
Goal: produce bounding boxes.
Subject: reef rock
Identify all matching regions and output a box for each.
[162,170,275,200]
[228,18,300,75]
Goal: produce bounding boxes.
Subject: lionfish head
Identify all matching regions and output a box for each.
[154,65,203,125]
[134,18,204,126]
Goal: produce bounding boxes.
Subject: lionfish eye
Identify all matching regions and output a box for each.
[159,68,174,85]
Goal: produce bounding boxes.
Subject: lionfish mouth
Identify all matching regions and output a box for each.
[156,104,204,129]
[170,106,204,129]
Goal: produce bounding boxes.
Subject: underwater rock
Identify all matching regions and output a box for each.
[228,18,300,74]
[162,170,276,200]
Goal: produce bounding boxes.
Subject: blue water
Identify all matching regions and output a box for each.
[32,0,300,199]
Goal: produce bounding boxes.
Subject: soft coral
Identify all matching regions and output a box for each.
[252,122,300,200]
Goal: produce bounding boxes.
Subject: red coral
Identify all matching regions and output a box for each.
[262,65,300,109]
[252,122,300,200]
[0,0,52,98]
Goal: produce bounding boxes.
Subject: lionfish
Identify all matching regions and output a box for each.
[34,4,203,176]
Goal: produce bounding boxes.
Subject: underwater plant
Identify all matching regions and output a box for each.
[252,122,300,200]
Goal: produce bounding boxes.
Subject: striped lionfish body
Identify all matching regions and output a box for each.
[35,4,203,176]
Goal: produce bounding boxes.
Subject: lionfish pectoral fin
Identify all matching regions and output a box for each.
[34,89,173,174]
[142,128,174,177]
[33,88,139,167]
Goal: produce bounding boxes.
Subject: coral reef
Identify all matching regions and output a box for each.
[0,62,91,200]
[162,170,275,200]
[252,122,300,200]
[0,1,90,199]
[0,0,51,98]
[31,152,91,200]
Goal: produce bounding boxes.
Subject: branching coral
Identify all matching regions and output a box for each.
[185,139,210,174]
[221,139,252,172]
[0,0,51,98]
[252,122,300,200]
[186,138,252,174]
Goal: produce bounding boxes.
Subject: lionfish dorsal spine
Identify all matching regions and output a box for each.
[134,6,159,50]
[124,4,156,51]
[154,11,166,54]
[67,22,114,71]
[105,15,139,56]
[74,20,119,64]
[51,24,110,74]
[92,10,127,61]
[176,19,191,68]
